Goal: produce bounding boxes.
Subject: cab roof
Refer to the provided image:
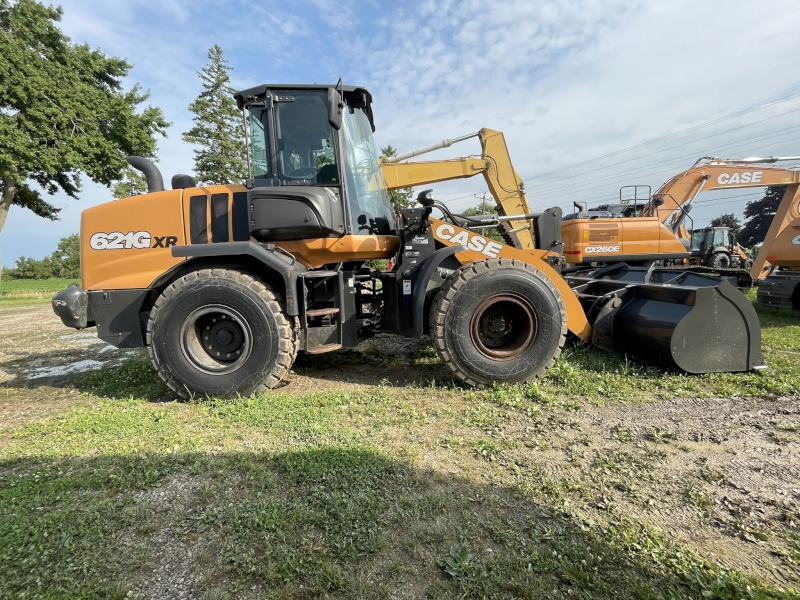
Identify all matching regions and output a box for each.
[233,83,375,131]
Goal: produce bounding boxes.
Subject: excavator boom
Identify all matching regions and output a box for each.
[381,128,536,249]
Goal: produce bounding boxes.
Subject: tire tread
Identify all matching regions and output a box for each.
[146,269,298,398]
[430,258,567,387]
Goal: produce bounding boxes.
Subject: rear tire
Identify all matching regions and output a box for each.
[147,269,298,399]
[706,252,731,269]
[430,258,567,387]
[744,258,755,271]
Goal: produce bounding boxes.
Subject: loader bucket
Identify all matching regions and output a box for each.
[564,264,765,373]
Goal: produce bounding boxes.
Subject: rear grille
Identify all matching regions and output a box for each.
[189,191,251,244]
[589,227,619,242]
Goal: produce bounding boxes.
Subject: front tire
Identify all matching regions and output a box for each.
[147,269,298,399]
[706,252,731,269]
[430,258,567,387]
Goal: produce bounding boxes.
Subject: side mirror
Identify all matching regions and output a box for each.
[653,197,665,207]
[417,189,435,207]
[327,87,343,131]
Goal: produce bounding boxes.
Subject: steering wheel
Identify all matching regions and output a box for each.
[289,168,318,178]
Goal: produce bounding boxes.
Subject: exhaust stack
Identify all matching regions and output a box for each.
[126,156,165,193]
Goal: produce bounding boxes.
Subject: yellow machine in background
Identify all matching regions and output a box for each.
[52,83,766,398]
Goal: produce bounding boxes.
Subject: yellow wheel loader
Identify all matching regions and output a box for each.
[51,82,766,398]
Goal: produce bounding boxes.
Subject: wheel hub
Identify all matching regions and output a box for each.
[180,305,253,374]
[470,294,537,361]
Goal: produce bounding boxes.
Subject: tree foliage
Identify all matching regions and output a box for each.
[380,145,415,209]
[0,0,169,234]
[461,203,503,242]
[709,213,741,233]
[112,167,147,199]
[3,233,80,279]
[738,186,785,247]
[182,45,247,186]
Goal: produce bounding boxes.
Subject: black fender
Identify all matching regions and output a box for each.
[172,242,307,315]
[411,245,466,336]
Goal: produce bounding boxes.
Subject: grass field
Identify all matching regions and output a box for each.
[0,278,75,306]
[0,292,798,599]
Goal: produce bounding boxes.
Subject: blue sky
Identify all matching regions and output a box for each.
[3,0,800,265]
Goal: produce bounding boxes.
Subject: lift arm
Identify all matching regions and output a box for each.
[380,128,536,249]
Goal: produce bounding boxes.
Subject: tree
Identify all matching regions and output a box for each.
[380,145,415,209]
[461,203,504,243]
[112,167,148,199]
[709,213,741,233]
[738,186,786,248]
[0,0,169,235]
[4,233,80,279]
[182,45,247,186]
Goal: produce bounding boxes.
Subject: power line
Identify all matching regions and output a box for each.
[523,107,800,190]
[442,125,800,212]
[520,89,800,181]
[520,125,800,200]
[520,131,800,207]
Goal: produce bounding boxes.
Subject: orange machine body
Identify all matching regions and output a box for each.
[81,184,400,291]
[428,217,592,340]
[561,161,800,266]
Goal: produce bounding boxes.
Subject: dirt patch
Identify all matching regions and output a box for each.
[117,471,225,600]
[482,396,800,586]
[0,305,139,427]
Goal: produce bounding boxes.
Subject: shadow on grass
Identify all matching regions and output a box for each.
[1,446,788,600]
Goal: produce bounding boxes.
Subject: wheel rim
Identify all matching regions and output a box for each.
[470,294,537,361]
[180,304,253,375]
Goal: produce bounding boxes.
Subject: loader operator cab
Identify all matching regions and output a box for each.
[236,83,396,239]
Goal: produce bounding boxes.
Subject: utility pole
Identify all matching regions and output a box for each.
[474,192,489,215]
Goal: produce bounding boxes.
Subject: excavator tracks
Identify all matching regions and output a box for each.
[757,270,800,310]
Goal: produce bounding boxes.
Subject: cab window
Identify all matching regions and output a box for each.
[274,91,338,185]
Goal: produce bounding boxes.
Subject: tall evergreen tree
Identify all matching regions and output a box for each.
[182,45,247,185]
[738,186,786,247]
[381,145,415,209]
[0,0,169,234]
[112,167,147,199]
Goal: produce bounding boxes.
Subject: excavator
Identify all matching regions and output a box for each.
[749,183,800,309]
[558,158,800,269]
[51,82,765,398]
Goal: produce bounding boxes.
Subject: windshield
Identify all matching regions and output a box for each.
[274,91,338,184]
[341,105,395,235]
[690,229,708,252]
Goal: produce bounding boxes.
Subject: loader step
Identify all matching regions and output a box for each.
[301,271,340,279]
[306,307,340,317]
[306,343,342,354]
